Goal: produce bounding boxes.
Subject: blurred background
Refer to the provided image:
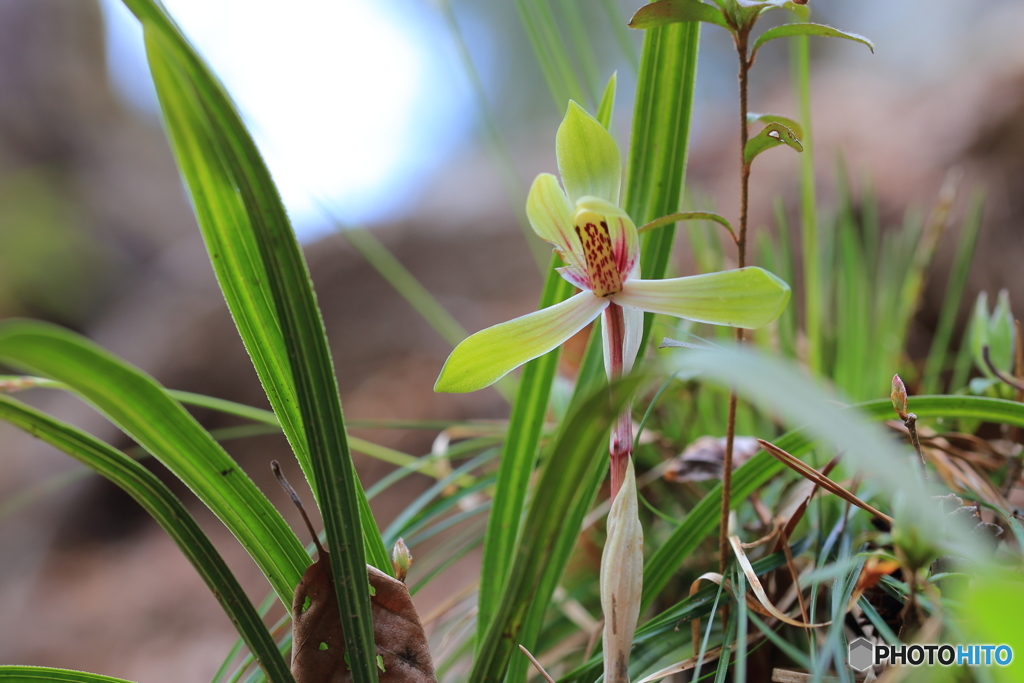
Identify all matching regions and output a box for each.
[0,0,1023,679]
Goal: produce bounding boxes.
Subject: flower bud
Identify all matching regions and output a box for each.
[392,538,412,583]
[601,457,643,683]
[890,374,908,421]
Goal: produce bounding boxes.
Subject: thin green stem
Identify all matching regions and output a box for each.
[721,25,751,575]
[340,227,467,348]
[736,31,751,269]
[904,412,927,478]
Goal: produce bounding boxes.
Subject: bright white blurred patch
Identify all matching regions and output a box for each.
[100,0,473,241]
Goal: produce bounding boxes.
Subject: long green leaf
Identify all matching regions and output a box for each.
[3,378,455,481]
[168,390,449,479]
[113,0,309,504]
[121,2,386,676]
[626,18,702,348]
[515,0,586,110]
[0,396,294,683]
[476,257,574,645]
[506,433,607,683]
[0,320,307,608]
[600,0,640,72]
[921,191,985,393]
[340,227,468,349]
[641,393,1024,609]
[0,668,135,683]
[470,375,644,683]
[558,0,601,105]
[150,31,380,679]
[437,0,549,270]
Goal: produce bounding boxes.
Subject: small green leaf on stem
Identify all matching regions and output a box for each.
[751,22,874,62]
[637,211,736,241]
[736,0,806,11]
[746,112,803,140]
[743,121,803,165]
[628,0,730,31]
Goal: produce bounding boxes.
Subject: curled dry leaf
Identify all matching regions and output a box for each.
[272,460,436,683]
[291,555,437,683]
[664,435,759,483]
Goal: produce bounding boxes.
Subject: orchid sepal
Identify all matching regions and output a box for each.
[556,101,621,205]
[613,266,791,329]
[526,173,585,274]
[434,291,609,393]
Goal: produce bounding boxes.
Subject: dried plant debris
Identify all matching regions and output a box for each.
[291,558,437,683]
[291,549,346,681]
[273,461,436,683]
[664,435,759,482]
[936,493,1004,544]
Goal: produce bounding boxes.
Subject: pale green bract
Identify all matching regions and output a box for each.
[600,457,643,683]
[434,101,791,394]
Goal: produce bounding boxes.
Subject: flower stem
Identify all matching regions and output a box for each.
[720,26,752,574]
[736,28,751,271]
[605,303,632,500]
[904,412,927,478]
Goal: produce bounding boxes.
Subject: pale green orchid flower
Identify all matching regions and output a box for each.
[434,101,791,395]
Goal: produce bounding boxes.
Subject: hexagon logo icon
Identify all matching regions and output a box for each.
[848,637,874,672]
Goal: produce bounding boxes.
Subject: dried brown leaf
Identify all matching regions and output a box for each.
[664,436,759,483]
[291,554,437,683]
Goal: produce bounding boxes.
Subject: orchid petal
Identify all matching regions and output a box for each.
[614,267,791,329]
[601,457,643,683]
[621,304,644,374]
[608,214,640,281]
[556,265,590,291]
[435,291,608,393]
[526,173,585,272]
[573,198,640,281]
[576,195,629,219]
[601,310,615,380]
[601,304,645,380]
[556,101,621,205]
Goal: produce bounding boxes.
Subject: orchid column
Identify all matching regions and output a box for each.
[435,102,790,682]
